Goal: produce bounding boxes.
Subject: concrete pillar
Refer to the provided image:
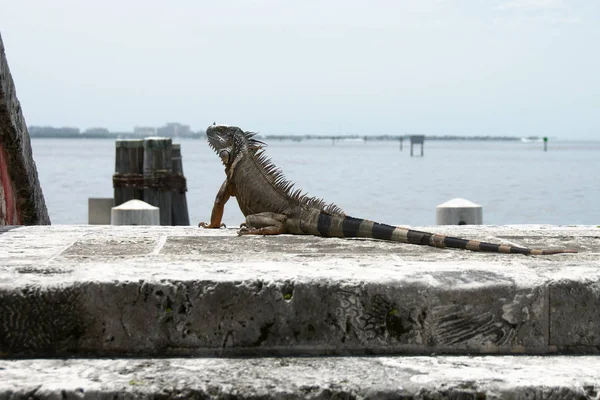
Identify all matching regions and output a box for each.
[0,32,50,225]
[111,199,159,226]
[436,198,482,225]
[88,198,115,225]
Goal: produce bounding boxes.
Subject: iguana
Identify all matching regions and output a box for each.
[199,124,576,255]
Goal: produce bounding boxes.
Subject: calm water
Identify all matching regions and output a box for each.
[30,138,600,226]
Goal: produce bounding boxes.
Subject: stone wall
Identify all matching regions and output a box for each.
[0,32,50,225]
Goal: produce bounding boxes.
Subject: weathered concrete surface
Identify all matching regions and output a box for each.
[0,225,599,357]
[0,33,50,225]
[1,356,599,399]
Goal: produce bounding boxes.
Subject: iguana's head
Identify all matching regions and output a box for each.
[206,124,263,166]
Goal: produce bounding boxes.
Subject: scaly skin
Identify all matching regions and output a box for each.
[199,124,577,255]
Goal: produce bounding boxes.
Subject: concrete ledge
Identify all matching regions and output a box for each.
[0,356,599,399]
[0,225,599,357]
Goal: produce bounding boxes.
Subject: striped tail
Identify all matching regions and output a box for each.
[316,214,577,255]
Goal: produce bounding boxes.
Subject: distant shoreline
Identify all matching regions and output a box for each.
[26,125,556,141]
[29,133,530,142]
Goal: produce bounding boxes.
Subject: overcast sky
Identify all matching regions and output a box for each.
[1,0,598,138]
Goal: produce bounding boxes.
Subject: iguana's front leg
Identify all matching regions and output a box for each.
[238,212,287,235]
[198,180,234,228]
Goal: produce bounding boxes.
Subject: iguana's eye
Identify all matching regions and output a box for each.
[219,150,230,164]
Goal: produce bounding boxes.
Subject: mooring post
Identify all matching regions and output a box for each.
[111,199,160,225]
[399,137,403,151]
[143,137,172,225]
[171,144,190,226]
[113,139,144,207]
[436,198,483,225]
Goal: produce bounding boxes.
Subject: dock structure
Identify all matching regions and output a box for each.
[410,134,425,156]
[1,224,599,398]
[0,32,50,225]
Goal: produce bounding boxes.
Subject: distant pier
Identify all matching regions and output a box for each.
[410,135,425,157]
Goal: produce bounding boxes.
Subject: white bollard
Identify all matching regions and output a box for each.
[436,198,482,225]
[111,199,160,226]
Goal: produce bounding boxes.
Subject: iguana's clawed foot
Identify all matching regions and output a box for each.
[237,226,253,235]
[238,226,282,235]
[198,222,227,229]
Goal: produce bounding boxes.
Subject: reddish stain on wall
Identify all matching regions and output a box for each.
[0,142,20,225]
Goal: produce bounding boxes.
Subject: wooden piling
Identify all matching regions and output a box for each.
[171,144,190,226]
[143,137,172,225]
[113,138,189,226]
[113,140,144,206]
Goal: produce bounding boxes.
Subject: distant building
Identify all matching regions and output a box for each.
[83,127,110,135]
[133,126,157,137]
[157,123,191,137]
[29,126,80,137]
